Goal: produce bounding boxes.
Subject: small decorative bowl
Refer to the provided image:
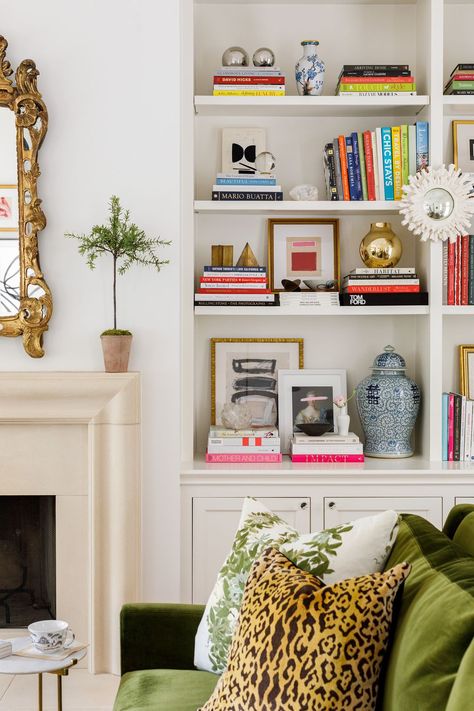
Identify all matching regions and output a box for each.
[296,422,333,437]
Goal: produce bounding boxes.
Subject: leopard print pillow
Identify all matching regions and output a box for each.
[201,548,410,711]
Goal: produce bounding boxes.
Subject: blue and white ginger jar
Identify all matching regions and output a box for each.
[356,345,420,458]
[295,41,325,96]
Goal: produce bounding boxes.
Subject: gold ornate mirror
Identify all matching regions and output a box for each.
[0,36,51,357]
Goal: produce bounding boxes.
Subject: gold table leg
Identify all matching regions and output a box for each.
[38,673,43,711]
[57,674,62,711]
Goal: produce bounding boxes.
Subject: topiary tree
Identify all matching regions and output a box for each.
[66,195,170,333]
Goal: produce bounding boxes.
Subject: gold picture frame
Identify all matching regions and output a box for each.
[268,218,340,293]
[210,337,304,426]
[453,120,474,173]
[459,345,474,397]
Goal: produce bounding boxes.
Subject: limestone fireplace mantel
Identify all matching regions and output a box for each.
[0,373,141,674]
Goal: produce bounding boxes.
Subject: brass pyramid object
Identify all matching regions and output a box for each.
[236,242,259,268]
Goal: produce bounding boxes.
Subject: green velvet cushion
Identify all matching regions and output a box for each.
[452,513,474,557]
[380,514,474,711]
[113,669,218,711]
[443,504,474,542]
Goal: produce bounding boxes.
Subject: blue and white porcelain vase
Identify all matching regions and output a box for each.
[295,41,325,96]
[356,345,420,458]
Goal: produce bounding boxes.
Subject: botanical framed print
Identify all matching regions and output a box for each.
[453,121,474,175]
[268,218,340,292]
[459,345,474,398]
[221,128,266,174]
[0,186,19,230]
[278,369,347,453]
[211,338,304,426]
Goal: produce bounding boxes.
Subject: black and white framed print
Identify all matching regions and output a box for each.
[453,121,474,175]
[221,128,266,174]
[211,338,304,426]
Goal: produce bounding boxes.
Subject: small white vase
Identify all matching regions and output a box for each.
[295,40,325,96]
[336,409,350,436]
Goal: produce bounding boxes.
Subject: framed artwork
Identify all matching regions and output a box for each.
[453,121,474,175]
[0,186,19,230]
[211,338,304,426]
[0,233,20,315]
[459,345,474,398]
[268,218,340,292]
[221,128,266,174]
[278,369,347,453]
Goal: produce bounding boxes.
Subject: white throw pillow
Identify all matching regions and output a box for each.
[194,497,399,675]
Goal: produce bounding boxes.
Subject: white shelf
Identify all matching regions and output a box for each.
[195,95,430,118]
[196,0,417,4]
[442,306,474,315]
[443,96,474,115]
[195,200,402,214]
[195,305,429,316]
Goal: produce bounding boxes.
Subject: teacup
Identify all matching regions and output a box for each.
[28,620,75,654]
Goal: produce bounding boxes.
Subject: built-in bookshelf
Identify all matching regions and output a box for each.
[181,0,474,472]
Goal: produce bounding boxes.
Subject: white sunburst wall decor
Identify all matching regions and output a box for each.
[399,165,474,243]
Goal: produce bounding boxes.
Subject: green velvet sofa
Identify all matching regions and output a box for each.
[114,506,474,711]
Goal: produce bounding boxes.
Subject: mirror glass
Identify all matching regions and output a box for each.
[423,188,455,221]
[0,109,19,316]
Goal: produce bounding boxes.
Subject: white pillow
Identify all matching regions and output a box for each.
[194,497,399,675]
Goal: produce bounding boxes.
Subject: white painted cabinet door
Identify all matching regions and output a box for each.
[192,497,310,604]
[455,498,474,504]
[323,497,443,529]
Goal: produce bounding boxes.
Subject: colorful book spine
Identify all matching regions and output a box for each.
[448,393,455,461]
[408,124,417,176]
[357,131,368,201]
[345,285,420,293]
[351,132,363,200]
[195,301,278,307]
[442,392,449,461]
[391,126,402,200]
[338,83,416,92]
[469,235,474,305]
[446,81,474,92]
[416,122,429,172]
[456,237,462,305]
[200,283,268,290]
[465,400,473,461]
[209,437,281,446]
[363,131,376,200]
[345,136,358,201]
[333,139,344,200]
[461,234,470,305]
[200,277,266,283]
[338,135,350,200]
[343,65,410,71]
[454,393,462,461]
[381,127,394,200]
[372,131,381,200]
[205,453,283,463]
[213,89,285,96]
[344,279,419,286]
[460,396,467,460]
[340,292,428,306]
[324,143,338,201]
[291,454,364,462]
[339,75,414,83]
[207,445,280,454]
[340,92,417,97]
[401,125,409,187]
[341,70,412,77]
[214,76,285,84]
[447,239,456,305]
[215,177,276,186]
[204,266,266,272]
[211,191,283,201]
[291,445,363,455]
[350,267,416,274]
[442,242,448,305]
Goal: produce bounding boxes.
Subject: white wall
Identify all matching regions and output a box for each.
[2,0,181,601]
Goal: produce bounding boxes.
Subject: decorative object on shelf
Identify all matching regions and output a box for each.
[66,196,170,372]
[211,245,233,267]
[268,218,340,293]
[303,279,337,291]
[236,242,259,267]
[220,403,254,431]
[255,151,276,174]
[452,121,474,175]
[252,47,275,67]
[399,164,474,243]
[222,128,266,174]
[459,344,474,398]
[289,184,319,201]
[446,66,474,96]
[211,338,304,426]
[282,278,301,291]
[356,345,420,458]
[359,222,402,268]
[336,64,416,97]
[295,40,325,96]
[333,390,356,437]
[278,369,347,453]
[222,46,249,67]
[295,422,333,437]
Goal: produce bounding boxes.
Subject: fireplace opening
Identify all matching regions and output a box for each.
[0,496,56,628]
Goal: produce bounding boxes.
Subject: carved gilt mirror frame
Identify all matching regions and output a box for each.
[0,36,51,357]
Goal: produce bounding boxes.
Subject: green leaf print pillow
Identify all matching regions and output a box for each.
[194,497,399,675]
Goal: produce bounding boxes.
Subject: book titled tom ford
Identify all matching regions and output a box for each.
[212,191,283,201]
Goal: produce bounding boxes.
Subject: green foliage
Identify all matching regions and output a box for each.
[101,329,132,336]
[66,195,170,329]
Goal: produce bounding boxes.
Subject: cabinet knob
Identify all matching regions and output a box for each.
[328,501,336,509]
[300,501,308,509]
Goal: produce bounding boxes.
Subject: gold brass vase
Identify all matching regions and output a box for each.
[359,222,402,268]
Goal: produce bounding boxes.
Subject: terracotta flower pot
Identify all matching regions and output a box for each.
[100,334,132,373]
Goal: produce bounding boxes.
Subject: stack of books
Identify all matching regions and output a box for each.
[206,426,282,463]
[194,265,278,308]
[442,392,474,462]
[323,122,429,201]
[212,172,283,202]
[336,64,416,96]
[340,267,428,307]
[279,291,340,308]
[213,66,285,96]
[445,64,474,95]
[443,234,474,305]
[290,432,364,463]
